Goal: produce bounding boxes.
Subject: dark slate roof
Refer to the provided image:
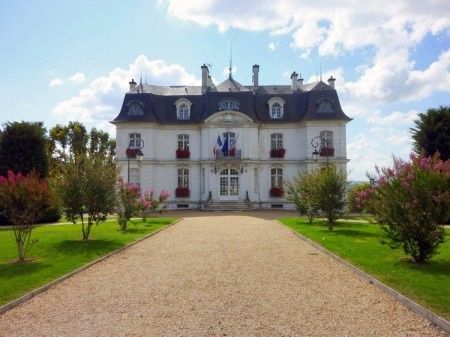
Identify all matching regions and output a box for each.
[112,78,351,124]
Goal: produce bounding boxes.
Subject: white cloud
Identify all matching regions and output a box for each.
[49,78,64,87]
[366,109,419,126]
[161,0,450,103]
[268,41,277,51]
[52,55,199,126]
[68,72,86,84]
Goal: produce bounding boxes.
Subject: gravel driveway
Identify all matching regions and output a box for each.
[0,215,447,336]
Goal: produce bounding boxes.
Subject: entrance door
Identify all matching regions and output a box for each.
[219,168,239,200]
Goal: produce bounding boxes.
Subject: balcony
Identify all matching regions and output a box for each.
[176,148,190,159]
[215,149,241,160]
[320,147,335,157]
[270,148,286,158]
[175,187,190,198]
[270,187,284,197]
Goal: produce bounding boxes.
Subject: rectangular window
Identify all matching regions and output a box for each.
[201,168,205,192]
[129,168,140,188]
[177,134,190,150]
[270,133,283,150]
[177,168,189,188]
[129,133,141,149]
[320,131,333,148]
[270,168,283,188]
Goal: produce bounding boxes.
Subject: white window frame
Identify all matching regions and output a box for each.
[270,168,283,188]
[128,133,141,149]
[177,134,189,150]
[320,130,333,148]
[268,97,286,119]
[177,167,189,188]
[270,133,283,150]
[317,99,334,113]
[129,168,141,189]
[174,98,192,120]
[222,131,236,148]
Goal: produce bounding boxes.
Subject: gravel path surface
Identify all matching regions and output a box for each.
[0,216,447,337]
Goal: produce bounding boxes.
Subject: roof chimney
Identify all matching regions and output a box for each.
[328,76,336,89]
[252,64,259,90]
[290,71,298,90]
[129,79,137,91]
[201,64,210,93]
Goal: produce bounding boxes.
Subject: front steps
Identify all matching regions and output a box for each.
[204,200,252,211]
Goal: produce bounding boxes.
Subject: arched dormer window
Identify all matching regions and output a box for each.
[174,98,192,120]
[127,101,144,116]
[268,97,285,119]
[316,99,334,113]
[219,98,240,111]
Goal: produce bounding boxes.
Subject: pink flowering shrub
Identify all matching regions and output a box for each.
[0,171,52,261]
[360,154,450,263]
[140,189,170,221]
[347,182,372,213]
[116,177,141,231]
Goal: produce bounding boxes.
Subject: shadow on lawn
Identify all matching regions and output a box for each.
[53,239,123,255]
[0,260,49,279]
[320,228,380,239]
[398,258,450,277]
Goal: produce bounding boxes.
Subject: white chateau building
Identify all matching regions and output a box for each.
[112,64,351,210]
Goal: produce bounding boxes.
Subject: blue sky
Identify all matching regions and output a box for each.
[0,0,449,180]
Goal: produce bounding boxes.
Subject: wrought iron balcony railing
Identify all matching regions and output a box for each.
[215,149,241,160]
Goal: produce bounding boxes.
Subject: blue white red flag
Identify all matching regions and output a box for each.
[213,134,222,154]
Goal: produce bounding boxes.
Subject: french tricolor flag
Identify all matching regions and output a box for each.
[213,134,222,154]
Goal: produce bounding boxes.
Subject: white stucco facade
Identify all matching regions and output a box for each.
[114,112,348,210]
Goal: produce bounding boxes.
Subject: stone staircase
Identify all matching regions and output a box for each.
[204,200,252,211]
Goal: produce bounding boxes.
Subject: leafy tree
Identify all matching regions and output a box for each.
[347,182,371,213]
[313,166,347,230]
[116,178,141,231]
[58,154,116,240]
[140,189,170,221]
[0,171,53,261]
[286,173,318,224]
[360,154,449,263]
[0,122,49,178]
[49,123,115,174]
[411,106,450,160]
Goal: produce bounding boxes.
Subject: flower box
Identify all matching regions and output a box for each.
[175,187,190,198]
[320,147,334,157]
[176,149,190,159]
[270,187,284,197]
[126,148,142,158]
[270,148,286,158]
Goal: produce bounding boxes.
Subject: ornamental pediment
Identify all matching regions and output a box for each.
[205,111,253,126]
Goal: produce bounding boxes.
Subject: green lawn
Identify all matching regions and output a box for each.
[279,218,450,320]
[0,218,175,306]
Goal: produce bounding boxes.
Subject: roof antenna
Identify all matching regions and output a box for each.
[320,62,323,82]
[229,43,233,79]
[140,65,143,87]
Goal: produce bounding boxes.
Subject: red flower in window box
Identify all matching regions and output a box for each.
[319,147,335,157]
[270,148,286,158]
[270,187,284,197]
[175,187,190,198]
[176,149,190,159]
[126,148,142,158]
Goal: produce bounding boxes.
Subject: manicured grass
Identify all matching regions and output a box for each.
[0,218,176,306]
[279,217,450,320]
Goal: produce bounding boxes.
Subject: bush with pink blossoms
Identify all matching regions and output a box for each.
[362,154,450,263]
[116,177,141,231]
[0,171,52,261]
[140,189,170,221]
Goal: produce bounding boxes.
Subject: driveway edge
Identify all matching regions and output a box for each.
[0,218,182,315]
[276,220,450,333]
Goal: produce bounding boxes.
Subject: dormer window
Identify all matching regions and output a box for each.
[174,98,192,120]
[127,101,144,116]
[268,97,285,119]
[219,98,239,111]
[316,99,334,113]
